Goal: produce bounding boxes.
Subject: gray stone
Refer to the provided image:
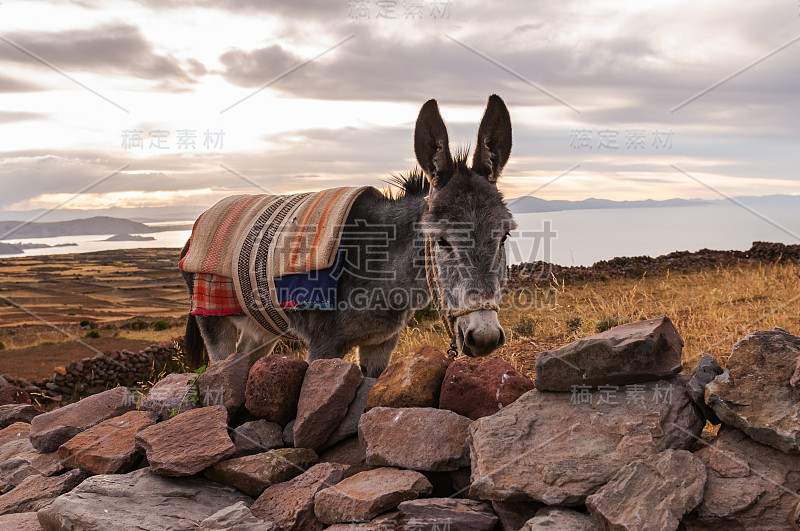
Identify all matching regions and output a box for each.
[705,328,800,453]
[283,419,295,448]
[232,420,284,457]
[522,507,598,530]
[29,387,134,453]
[360,407,472,472]
[197,501,277,530]
[36,467,252,530]
[0,512,42,530]
[535,315,683,391]
[468,377,704,505]
[586,450,706,531]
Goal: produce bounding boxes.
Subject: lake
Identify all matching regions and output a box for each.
[1,204,798,266]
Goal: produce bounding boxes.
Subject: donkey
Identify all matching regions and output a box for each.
[180,95,516,377]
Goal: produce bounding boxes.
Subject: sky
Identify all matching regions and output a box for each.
[0,0,798,220]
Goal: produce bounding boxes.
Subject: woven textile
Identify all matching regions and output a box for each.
[180,187,370,334]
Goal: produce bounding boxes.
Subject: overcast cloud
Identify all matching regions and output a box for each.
[0,0,797,219]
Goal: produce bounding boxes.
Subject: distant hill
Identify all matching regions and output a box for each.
[0,216,158,239]
[104,234,156,242]
[0,242,22,255]
[507,194,800,214]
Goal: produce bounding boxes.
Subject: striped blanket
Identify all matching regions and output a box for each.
[179,187,370,336]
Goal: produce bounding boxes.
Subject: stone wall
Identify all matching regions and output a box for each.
[2,343,177,402]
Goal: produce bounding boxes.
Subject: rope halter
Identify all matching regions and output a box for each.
[424,234,499,357]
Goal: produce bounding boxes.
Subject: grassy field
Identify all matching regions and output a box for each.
[394,261,800,377]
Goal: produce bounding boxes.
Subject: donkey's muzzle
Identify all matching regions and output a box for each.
[457,309,506,357]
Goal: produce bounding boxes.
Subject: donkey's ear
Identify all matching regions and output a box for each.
[414,99,454,189]
[472,94,512,183]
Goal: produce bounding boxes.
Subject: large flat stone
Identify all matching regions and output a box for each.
[29,387,135,453]
[294,359,362,449]
[535,315,683,391]
[314,467,432,524]
[0,443,64,490]
[37,467,252,530]
[57,410,158,475]
[398,498,498,531]
[468,377,704,505]
[251,462,353,531]
[197,501,277,530]
[682,427,800,530]
[135,405,235,476]
[586,449,706,531]
[366,346,450,409]
[705,328,800,453]
[0,511,42,530]
[360,407,472,471]
[439,357,534,420]
[0,469,85,515]
[204,448,319,497]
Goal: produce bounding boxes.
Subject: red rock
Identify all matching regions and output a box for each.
[0,422,30,447]
[322,377,376,449]
[58,410,158,475]
[314,467,432,524]
[439,357,533,420]
[199,352,249,419]
[366,346,450,410]
[245,355,308,426]
[0,386,30,406]
[29,387,135,453]
[398,498,498,531]
[294,359,362,449]
[135,405,235,476]
[197,501,277,530]
[0,469,85,515]
[0,442,64,489]
[251,462,354,531]
[0,512,41,530]
[359,407,472,471]
[204,448,319,497]
[140,373,199,420]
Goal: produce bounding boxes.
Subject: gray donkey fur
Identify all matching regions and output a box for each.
[181,95,516,377]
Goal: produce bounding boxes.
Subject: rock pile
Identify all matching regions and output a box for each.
[0,318,799,529]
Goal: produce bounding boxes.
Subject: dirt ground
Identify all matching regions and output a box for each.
[0,248,188,380]
[0,338,160,381]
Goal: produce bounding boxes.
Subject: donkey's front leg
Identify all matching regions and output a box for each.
[358,334,399,378]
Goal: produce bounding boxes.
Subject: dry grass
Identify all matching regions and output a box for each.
[394,261,800,373]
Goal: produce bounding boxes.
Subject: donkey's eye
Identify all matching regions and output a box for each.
[500,232,510,245]
[437,237,452,250]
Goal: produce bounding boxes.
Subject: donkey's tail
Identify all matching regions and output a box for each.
[184,313,205,370]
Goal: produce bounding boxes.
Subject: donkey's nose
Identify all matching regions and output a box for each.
[460,310,505,357]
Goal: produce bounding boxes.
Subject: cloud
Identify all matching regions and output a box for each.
[0,73,43,93]
[0,23,197,85]
[0,111,46,123]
